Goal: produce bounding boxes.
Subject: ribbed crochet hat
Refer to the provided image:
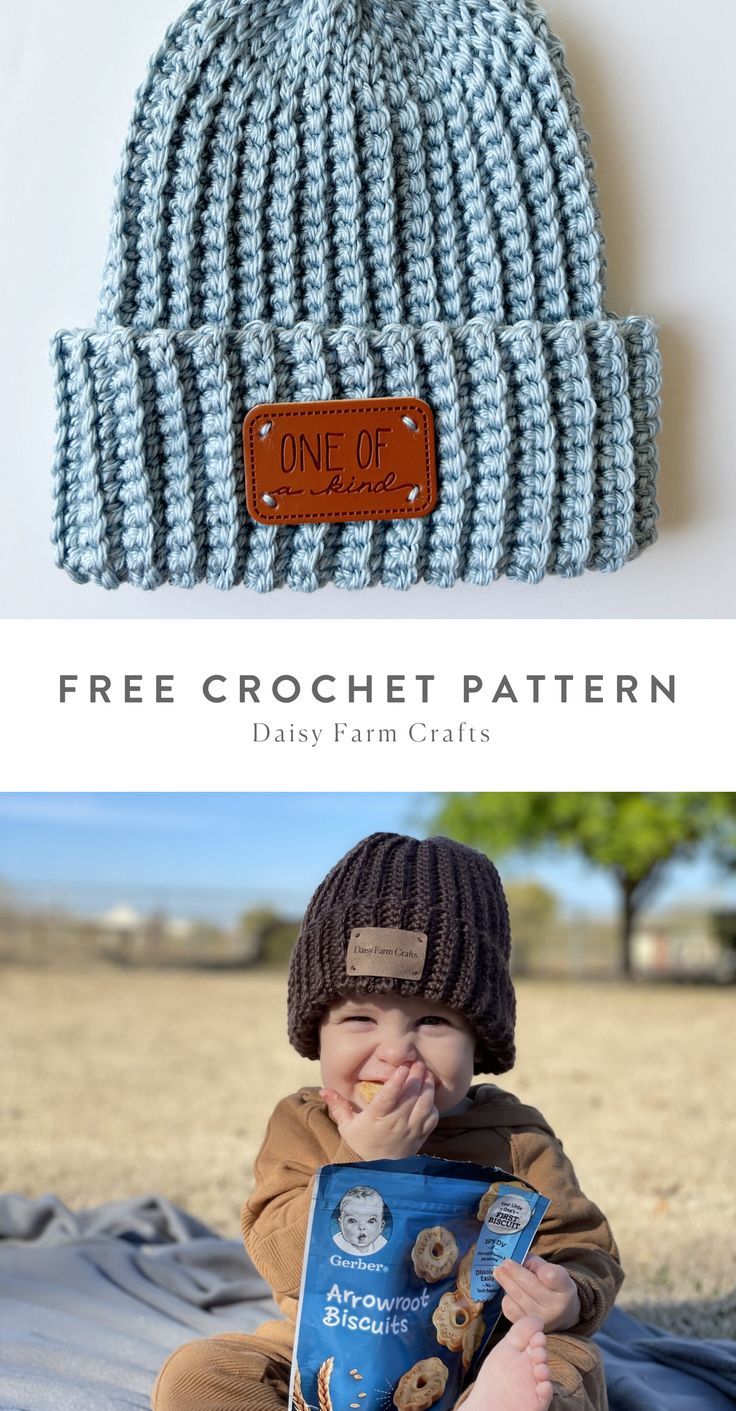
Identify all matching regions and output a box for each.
[52,0,660,593]
[287,832,516,1074]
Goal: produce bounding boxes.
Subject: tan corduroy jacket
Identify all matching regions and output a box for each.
[241,1085,623,1358]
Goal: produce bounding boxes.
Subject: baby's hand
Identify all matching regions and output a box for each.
[320,1061,439,1160]
[494,1253,581,1333]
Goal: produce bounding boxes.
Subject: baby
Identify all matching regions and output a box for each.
[153,833,623,1411]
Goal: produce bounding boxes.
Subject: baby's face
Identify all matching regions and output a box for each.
[319,991,476,1114]
[339,1195,385,1247]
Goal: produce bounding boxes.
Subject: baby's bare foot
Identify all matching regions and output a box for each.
[464,1316,553,1411]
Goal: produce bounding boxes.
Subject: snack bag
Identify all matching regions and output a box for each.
[290,1157,550,1411]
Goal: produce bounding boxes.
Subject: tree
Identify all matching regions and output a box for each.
[236,907,282,964]
[503,881,559,975]
[431,794,736,976]
[712,910,736,979]
[237,906,300,968]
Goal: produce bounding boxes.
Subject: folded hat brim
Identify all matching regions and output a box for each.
[50,316,660,592]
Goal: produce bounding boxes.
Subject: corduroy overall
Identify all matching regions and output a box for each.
[152,1087,620,1411]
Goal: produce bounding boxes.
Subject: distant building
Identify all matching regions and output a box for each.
[633,908,730,979]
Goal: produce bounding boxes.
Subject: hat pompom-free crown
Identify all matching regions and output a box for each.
[287,833,516,1075]
[52,0,659,592]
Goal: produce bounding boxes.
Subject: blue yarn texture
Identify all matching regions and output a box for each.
[51,0,661,593]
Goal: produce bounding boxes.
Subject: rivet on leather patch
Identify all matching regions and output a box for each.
[346,928,428,980]
[243,398,437,526]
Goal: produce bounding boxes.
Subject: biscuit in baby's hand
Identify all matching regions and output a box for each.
[411,1226,459,1283]
[357,1081,384,1105]
[393,1358,448,1411]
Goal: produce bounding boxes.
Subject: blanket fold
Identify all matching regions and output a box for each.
[1,1195,734,1411]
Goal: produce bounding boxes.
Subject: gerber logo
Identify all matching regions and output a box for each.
[243,397,437,526]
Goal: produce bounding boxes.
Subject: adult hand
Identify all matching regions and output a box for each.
[494,1253,581,1333]
[320,1061,439,1160]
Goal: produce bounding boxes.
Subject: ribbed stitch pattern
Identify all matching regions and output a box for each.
[51,0,661,591]
[287,832,516,1074]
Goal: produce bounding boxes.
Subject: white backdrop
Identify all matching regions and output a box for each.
[2,0,734,620]
[2,619,730,790]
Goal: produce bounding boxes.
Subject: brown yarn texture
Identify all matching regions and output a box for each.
[287,833,515,1074]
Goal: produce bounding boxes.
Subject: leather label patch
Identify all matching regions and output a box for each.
[346,928,428,980]
[243,397,437,525]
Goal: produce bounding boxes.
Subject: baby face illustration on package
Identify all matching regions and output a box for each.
[291,1157,550,1411]
[333,1187,389,1256]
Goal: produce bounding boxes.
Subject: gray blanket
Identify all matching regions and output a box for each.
[1,1196,734,1411]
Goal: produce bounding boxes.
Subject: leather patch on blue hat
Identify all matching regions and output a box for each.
[243,397,437,525]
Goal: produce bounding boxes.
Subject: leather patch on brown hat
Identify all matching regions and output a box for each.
[243,397,437,525]
[346,928,428,980]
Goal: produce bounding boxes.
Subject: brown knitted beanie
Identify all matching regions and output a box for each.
[287,832,515,1075]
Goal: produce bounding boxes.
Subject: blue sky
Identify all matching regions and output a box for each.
[0,793,734,921]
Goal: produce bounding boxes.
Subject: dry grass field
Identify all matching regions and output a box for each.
[2,967,734,1314]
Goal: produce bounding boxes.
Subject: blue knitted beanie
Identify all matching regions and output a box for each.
[51,0,661,592]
